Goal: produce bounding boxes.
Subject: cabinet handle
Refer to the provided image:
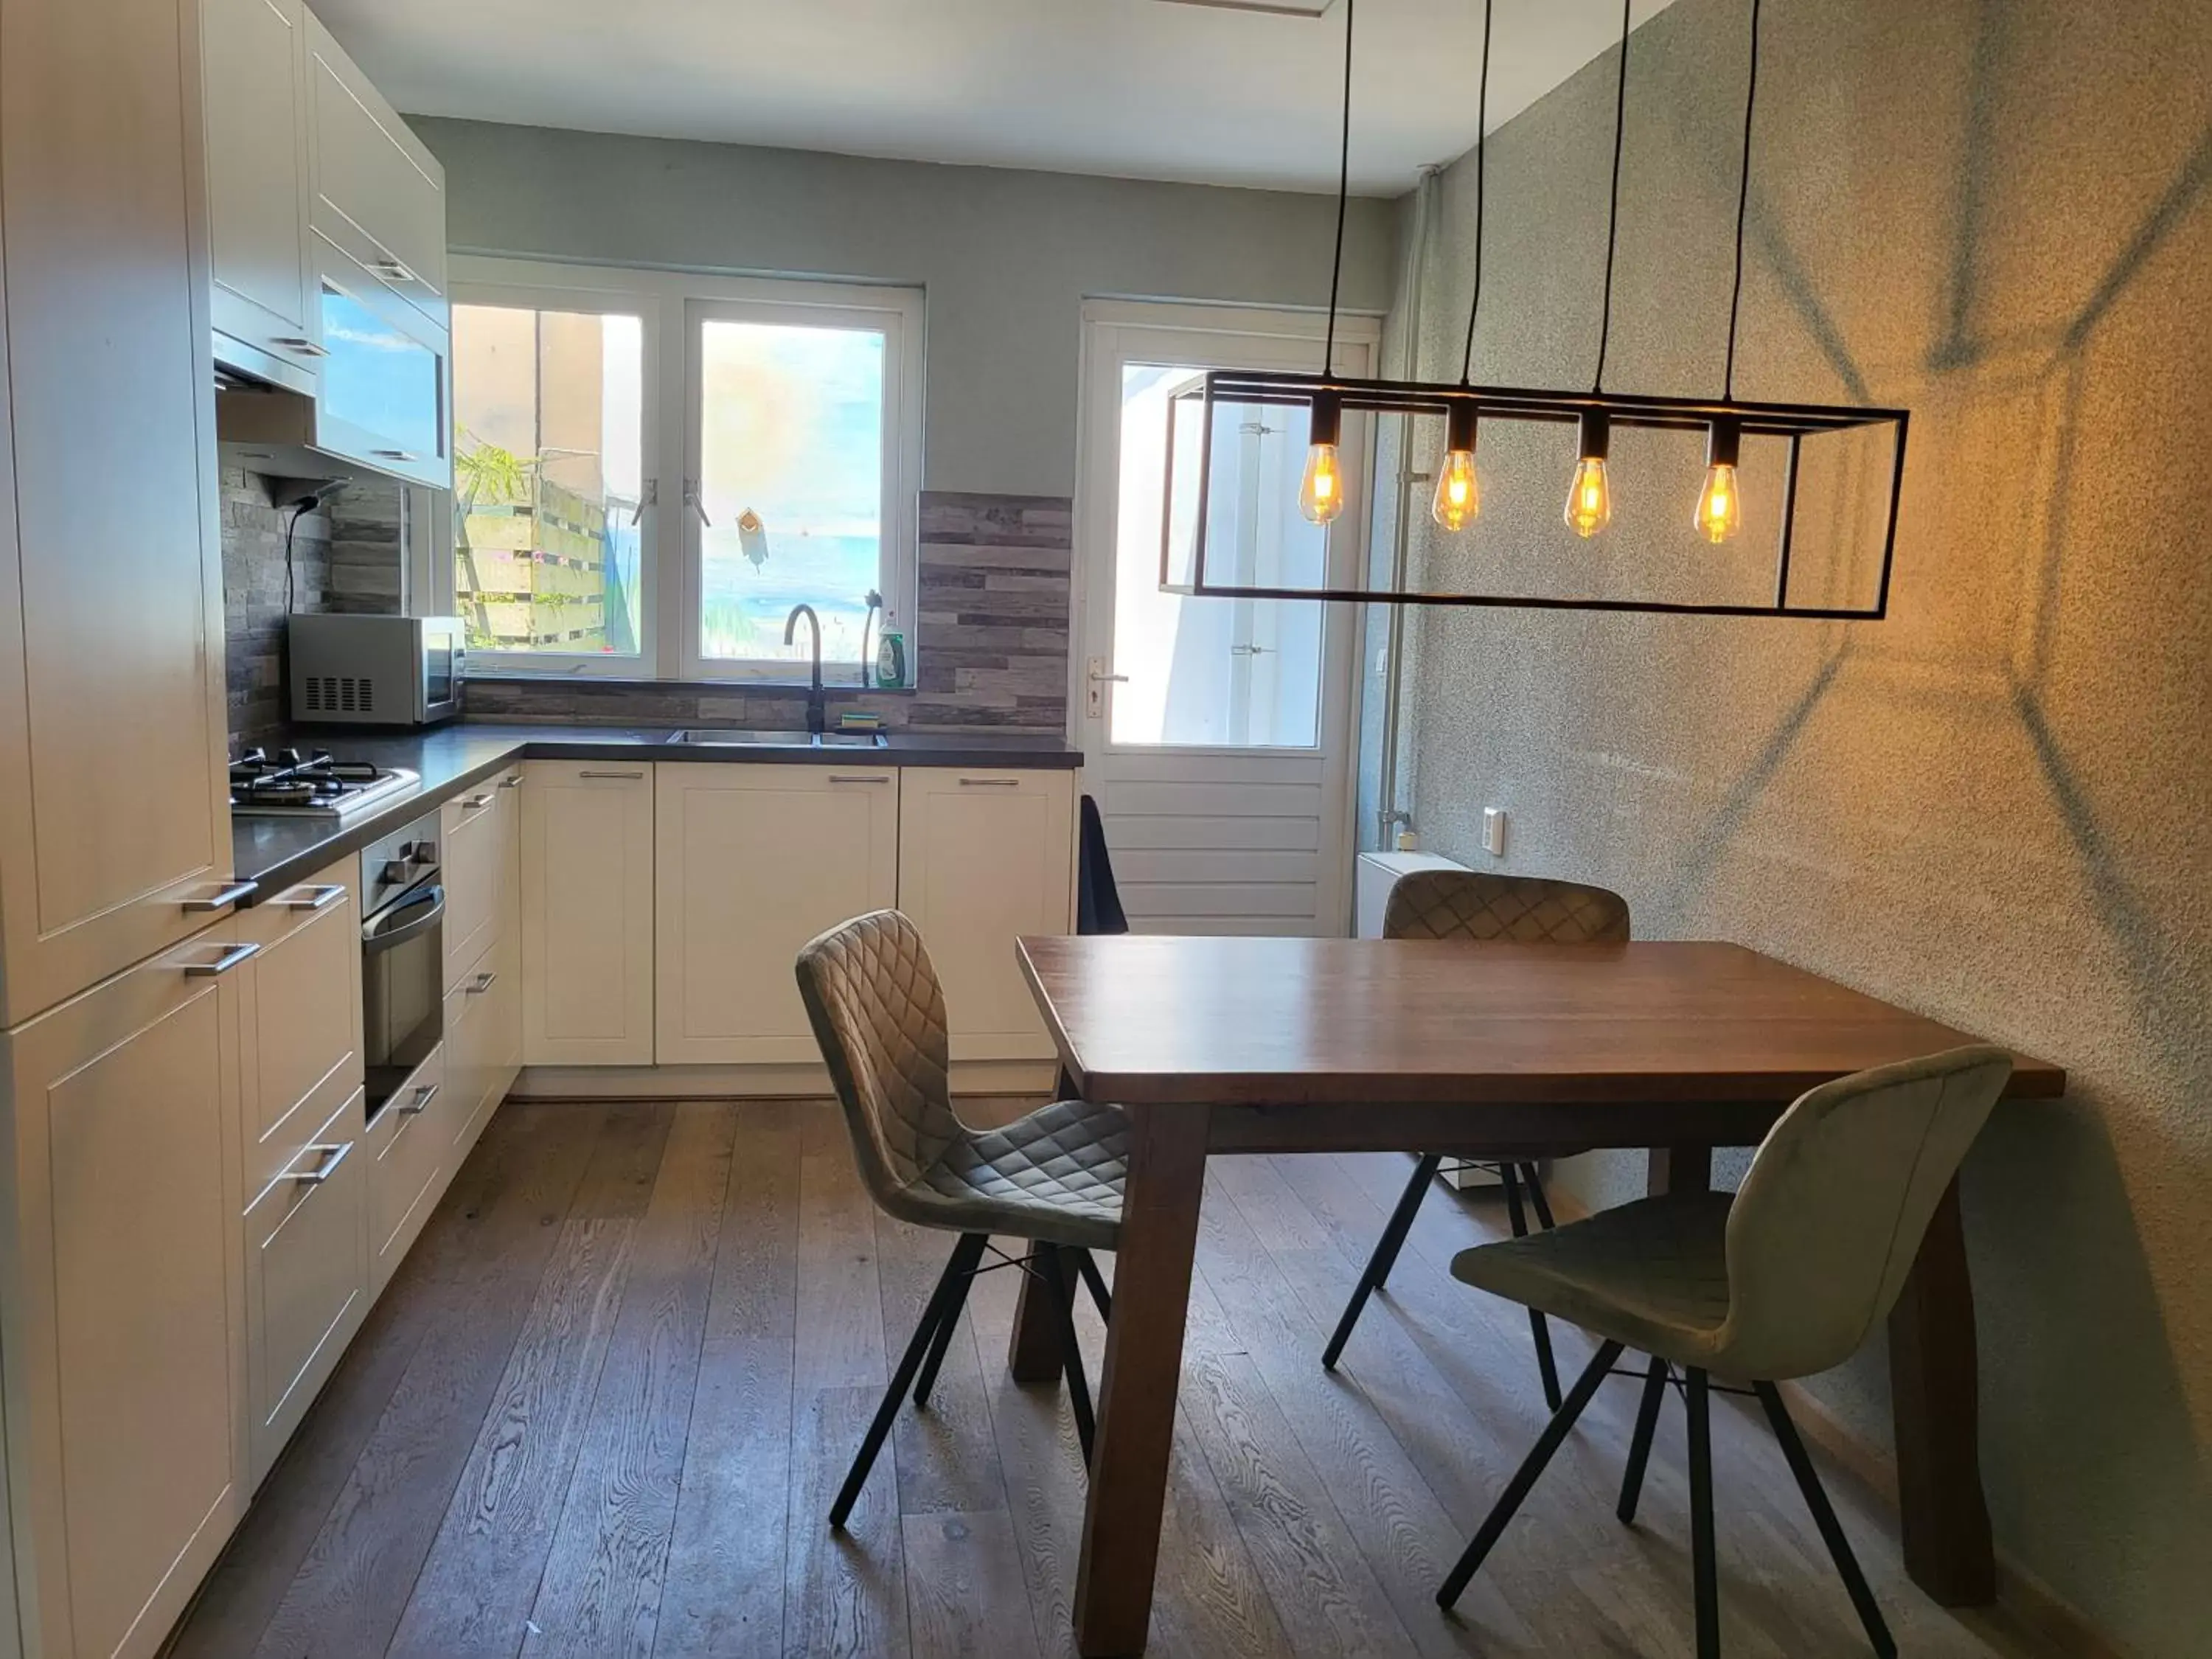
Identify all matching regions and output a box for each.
[396,1082,440,1117]
[578,770,644,780]
[270,335,330,358]
[467,970,498,995]
[183,878,257,912]
[461,793,495,810]
[368,257,416,282]
[828,774,891,785]
[275,883,346,911]
[957,777,1021,787]
[287,1141,352,1186]
[372,448,421,462]
[499,773,524,787]
[184,941,260,978]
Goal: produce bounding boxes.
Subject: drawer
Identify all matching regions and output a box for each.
[244,1085,369,1483]
[444,931,513,1163]
[240,872,362,1195]
[442,779,507,975]
[366,1044,447,1297]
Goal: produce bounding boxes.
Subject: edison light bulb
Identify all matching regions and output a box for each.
[1299,442,1345,524]
[1694,418,1743,543]
[1564,409,1612,538]
[1430,403,1481,532]
[1299,392,1346,525]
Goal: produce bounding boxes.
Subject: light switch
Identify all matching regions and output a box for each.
[1483,807,1507,857]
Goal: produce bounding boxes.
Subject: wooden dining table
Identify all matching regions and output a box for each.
[1006,933,2066,1658]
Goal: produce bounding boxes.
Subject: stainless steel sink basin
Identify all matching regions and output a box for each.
[664,728,887,748]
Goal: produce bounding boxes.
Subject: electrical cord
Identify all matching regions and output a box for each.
[1590,0,1634,394]
[1458,0,1494,384]
[1321,0,1354,378]
[1723,0,1762,400]
[284,501,310,616]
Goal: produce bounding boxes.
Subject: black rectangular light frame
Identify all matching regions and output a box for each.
[1161,369,1910,619]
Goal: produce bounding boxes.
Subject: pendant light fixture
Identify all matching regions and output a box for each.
[1160,0,1910,619]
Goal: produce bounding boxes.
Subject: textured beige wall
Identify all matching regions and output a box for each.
[1391,0,2210,1650]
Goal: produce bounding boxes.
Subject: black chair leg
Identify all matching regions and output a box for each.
[1686,1368,1720,1659]
[1437,1339,1625,1608]
[1036,1245,1096,1462]
[832,1231,988,1528]
[1755,1382,1897,1659]
[1617,1354,1672,1523]
[1500,1166,1565,1411]
[1069,1246,1113,1325]
[913,1232,988,1408]
[1322,1153,1442,1370]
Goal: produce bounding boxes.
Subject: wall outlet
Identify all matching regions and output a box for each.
[1483,807,1508,857]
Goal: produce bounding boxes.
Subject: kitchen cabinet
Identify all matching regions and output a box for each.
[0,929,248,1659]
[242,1085,366,1485]
[201,0,319,389]
[445,930,518,1162]
[305,10,446,327]
[0,0,241,1031]
[366,1044,446,1298]
[0,1351,18,1659]
[443,779,507,977]
[237,865,363,1198]
[521,762,656,1067]
[655,763,900,1065]
[445,768,521,1155]
[897,769,1075,1061]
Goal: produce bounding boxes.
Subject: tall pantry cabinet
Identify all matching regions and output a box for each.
[0,1,253,1656]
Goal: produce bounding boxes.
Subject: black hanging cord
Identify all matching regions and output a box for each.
[284,502,310,616]
[1322,0,1354,379]
[1590,0,1633,393]
[1722,0,1761,400]
[1457,0,1494,384]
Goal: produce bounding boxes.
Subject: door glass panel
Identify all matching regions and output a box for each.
[697,319,887,667]
[451,304,646,658]
[1110,363,1325,748]
[320,282,441,460]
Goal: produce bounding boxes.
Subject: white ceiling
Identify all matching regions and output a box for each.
[312,0,1678,195]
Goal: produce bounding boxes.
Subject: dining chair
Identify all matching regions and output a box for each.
[1434,1044,2015,1659]
[1322,869,1633,1408]
[796,908,1125,1528]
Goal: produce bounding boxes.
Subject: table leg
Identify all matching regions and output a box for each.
[1649,1143,1713,1194]
[1887,1176,1996,1604]
[1007,1245,1066,1383]
[1073,1105,1210,1657]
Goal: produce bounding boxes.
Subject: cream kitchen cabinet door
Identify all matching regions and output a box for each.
[521,763,655,1067]
[442,779,505,977]
[201,0,319,386]
[655,764,899,1066]
[897,769,1075,1062]
[0,929,249,1659]
[366,1043,445,1298]
[0,0,240,1029]
[304,10,445,326]
[235,864,363,1199]
[0,1355,18,1659]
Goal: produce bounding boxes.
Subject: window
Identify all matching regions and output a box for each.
[444,260,923,680]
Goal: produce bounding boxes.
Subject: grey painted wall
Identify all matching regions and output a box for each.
[1387,0,2210,1650]
[413,118,1398,500]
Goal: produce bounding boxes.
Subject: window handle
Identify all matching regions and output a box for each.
[270,335,330,358]
[631,478,658,525]
[683,479,712,528]
[1230,644,1274,656]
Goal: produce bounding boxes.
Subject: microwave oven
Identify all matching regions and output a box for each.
[288,613,465,726]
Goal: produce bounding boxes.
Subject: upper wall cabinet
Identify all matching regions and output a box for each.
[0,0,243,1031]
[202,0,319,392]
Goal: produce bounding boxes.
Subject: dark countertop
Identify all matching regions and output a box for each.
[233,722,1082,902]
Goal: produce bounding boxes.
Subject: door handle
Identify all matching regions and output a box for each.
[274,883,346,911]
[183,878,257,912]
[184,941,260,978]
[286,1141,352,1186]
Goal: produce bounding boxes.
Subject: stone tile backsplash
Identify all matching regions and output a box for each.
[467,490,1074,735]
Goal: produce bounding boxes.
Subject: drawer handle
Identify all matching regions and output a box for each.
[461,793,495,810]
[396,1082,440,1117]
[577,769,644,780]
[827,774,891,785]
[287,1141,352,1186]
[467,970,498,995]
[499,774,524,787]
[269,335,330,358]
[276,883,347,911]
[957,777,1021,787]
[372,448,421,462]
[184,941,260,978]
[183,878,257,912]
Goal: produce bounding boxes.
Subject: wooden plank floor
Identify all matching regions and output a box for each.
[167,1099,2058,1659]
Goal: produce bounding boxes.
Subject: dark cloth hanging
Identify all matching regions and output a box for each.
[1074,793,1128,938]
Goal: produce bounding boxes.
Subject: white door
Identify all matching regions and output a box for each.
[1074,302,1374,936]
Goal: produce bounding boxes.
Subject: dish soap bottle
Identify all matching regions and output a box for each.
[875,627,906,689]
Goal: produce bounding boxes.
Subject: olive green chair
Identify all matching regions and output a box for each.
[1323,869,1634,1408]
[796,909,1125,1528]
[1435,1044,2015,1659]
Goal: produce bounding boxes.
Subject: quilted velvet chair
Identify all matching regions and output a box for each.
[1322,869,1633,1407]
[1435,1045,2014,1659]
[796,909,1127,1528]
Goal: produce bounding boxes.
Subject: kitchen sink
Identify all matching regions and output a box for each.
[664,728,887,748]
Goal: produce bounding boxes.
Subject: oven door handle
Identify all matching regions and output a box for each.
[363,885,445,954]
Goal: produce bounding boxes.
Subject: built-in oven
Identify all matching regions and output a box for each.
[361,809,443,1120]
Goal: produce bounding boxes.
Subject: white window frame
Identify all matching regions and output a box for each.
[438,256,924,684]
